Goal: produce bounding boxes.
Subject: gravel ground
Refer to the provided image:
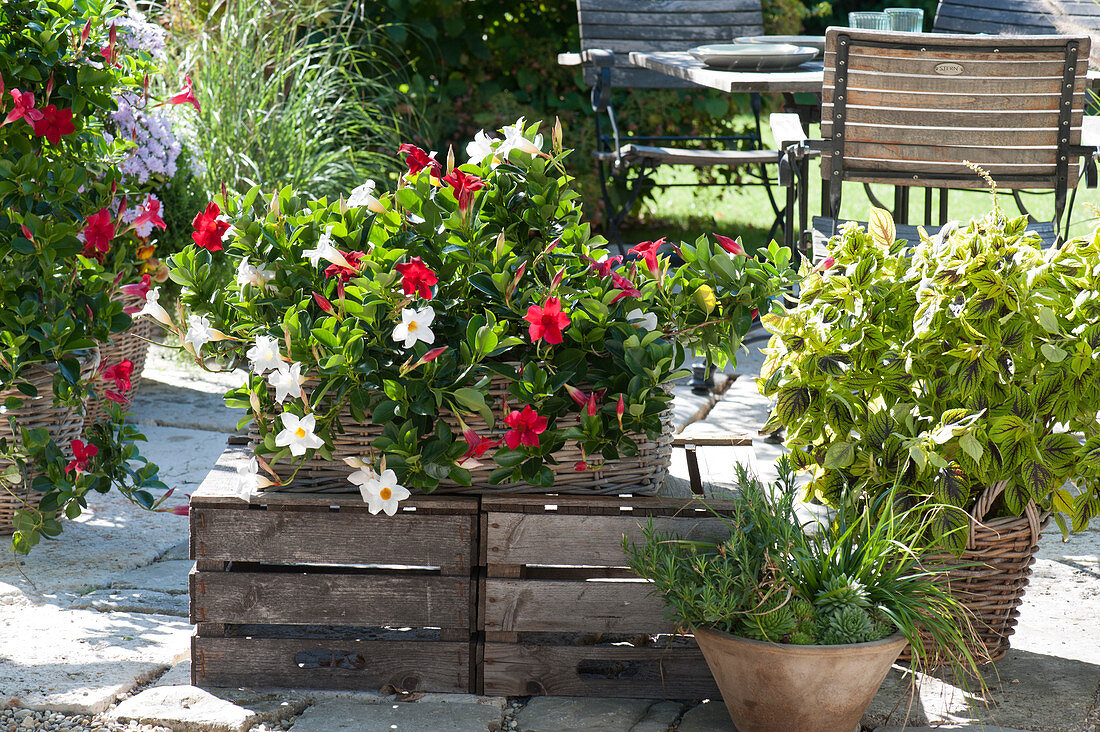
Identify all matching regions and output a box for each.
[0,708,294,732]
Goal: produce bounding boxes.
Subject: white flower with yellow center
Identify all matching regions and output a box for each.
[391,306,436,349]
[136,287,173,326]
[350,466,411,516]
[247,335,283,375]
[273,412,324,456]
[347,180,387,214]
[303,229,351,268]
[466,130,500,166]
[498,118,543,157]
[184,314,226,357]
[626,308,659,332]
[237,257,275,288]
[267,361,304,403]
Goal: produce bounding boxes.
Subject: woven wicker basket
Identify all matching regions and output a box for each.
[0,350,99,534]
[85,295,156,425]
[250,373,673,496]
[901,480,1047,664]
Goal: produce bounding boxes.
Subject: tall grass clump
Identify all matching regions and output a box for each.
[167,0,420,198]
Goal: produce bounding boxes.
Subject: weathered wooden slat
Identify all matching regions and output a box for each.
[192,636,472,692]
[484,513,732,568]
[482,642,719,698]
[822,109,1081,131]
[578,9,762,25]
[838,124,1058,148]
[936,0,1100,13]
[823,69,1082,96]
[483,579,672,633]
[829,54,1069,78]
[191,571,472,628]
[839,142,1060,167]
[581,24,751,41]
[837,87,1082,111]
[192,508,475,573]
[578,0,759,12]
[828,46,1075,65]
[579,38,741,53]
[828,28,1088,49]
[480,492,735,514]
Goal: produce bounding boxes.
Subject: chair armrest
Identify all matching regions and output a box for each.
[557,49,616,68]
[769,113,808,149]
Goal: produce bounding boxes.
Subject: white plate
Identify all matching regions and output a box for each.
[689,43,819,71]
[733,35,826,59]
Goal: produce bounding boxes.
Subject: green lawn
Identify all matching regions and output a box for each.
[621,115,1100,254]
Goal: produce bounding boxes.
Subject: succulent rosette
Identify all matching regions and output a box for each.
[164,120,796,507]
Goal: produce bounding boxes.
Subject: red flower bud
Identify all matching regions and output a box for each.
[616,395,625,429]
[564,384,587,407]
[574,460,588,472]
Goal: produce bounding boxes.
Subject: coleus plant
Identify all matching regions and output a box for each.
[759,207,1100,551]
[160,120,796,510]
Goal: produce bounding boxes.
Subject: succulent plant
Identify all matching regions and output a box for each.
[821,605,880,645]
[816,575,871,613]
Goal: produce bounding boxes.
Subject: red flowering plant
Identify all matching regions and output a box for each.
[0,1,169,553]
[163,119,795,506]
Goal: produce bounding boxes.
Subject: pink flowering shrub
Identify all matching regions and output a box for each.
[164,120,796,503]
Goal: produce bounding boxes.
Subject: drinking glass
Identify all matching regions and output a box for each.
[847,11,892,29]
[885,7,925,31]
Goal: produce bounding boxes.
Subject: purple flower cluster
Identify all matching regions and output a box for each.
[109,92,181,184]
[114,12,167,59]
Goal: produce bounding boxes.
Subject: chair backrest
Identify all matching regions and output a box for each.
[933,0,1100,37]
[820,29,1089,197]
[576,0,764,88]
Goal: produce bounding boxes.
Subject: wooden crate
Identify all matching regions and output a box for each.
[479,490,740,699]
[190,445,479,693]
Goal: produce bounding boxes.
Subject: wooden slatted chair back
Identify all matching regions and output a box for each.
[576,0,764,88]
[820,29,1089,192]
[933,0,1100,38]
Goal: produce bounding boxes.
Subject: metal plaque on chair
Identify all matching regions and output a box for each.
[933,62,964,75]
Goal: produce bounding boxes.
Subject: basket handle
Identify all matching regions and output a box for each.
[968,480,1043,551]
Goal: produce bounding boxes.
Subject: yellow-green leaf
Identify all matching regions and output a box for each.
[867,207,895,247]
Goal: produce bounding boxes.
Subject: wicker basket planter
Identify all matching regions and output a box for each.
[0,349,99,534]
[901,481,1047,663]
[85,294,156,425]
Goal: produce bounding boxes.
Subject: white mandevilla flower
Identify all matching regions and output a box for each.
[237,257,275,288]
[273,412,324,456]
[267,361,304,403]
[466,129,500,166]
[498,117,543,157]
[391,306,436,349]
[184,313,225,357]
[236,456,259,498]
[247,335,283,375]
[347,180,386,214]
[136,287,173,326]
[626,308,659,332]
[350,466,411,516]
[303,228,351,268]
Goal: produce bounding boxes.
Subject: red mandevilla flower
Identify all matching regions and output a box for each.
[192,202,231,251]
[165,75,200,113]
[132,197,166,232]
[324,250,365,282]
[398,143,443,178]
[395,257,438,299]
[3,89,43,127]
[714,234,746,257]
[442,169,484,214]
[524,296,571,345]
[504,406,548,450]
[581,254,622,278]
[104,360,134,391]
[81,208,115,260]
[628,238,665,274]
[609,272,641,304]
[65,439,98,475]
[461,428,503,461]
[121,274,153,313]
[33,105,75,145]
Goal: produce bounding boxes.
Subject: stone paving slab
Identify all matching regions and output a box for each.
[110,560,193,595]
[108,686,308,732]
[514,697,683,732]
[675,701,729,732]
[287,698,503,731]
[128,346,247,435]
[65,587,188,616]
[0,603,190,713]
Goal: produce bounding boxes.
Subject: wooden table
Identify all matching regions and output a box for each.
[629,49,1100,94]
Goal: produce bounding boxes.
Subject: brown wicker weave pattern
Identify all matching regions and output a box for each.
[900,481,1047,664]
[0,351,99,534]
[249,374,674,496]
[85,295,156,425]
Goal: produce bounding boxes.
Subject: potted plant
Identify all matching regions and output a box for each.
[1,0,166,552]
[624,458,984,732]
[155,120,796,502]
[757,205,1100,659]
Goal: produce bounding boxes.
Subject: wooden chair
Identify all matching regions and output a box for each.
[933,0,1100,38]
[771,29,1096,256]
[558,0,784,246]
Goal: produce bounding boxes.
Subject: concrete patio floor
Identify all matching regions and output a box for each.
[0,342,1096,732]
